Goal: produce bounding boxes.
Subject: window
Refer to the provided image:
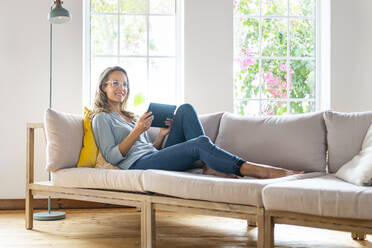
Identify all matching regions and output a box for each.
[233,0,318,116]
[85,0,180,112]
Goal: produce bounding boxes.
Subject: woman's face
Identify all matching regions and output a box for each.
[103,70,128,105]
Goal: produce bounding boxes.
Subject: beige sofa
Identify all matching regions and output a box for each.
[25,109,372,248]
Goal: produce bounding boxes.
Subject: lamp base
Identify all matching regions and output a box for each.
[33,211,66,221]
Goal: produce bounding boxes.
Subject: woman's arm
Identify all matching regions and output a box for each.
[118,112,154,156]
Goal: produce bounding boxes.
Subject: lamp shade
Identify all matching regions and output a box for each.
[48,2,71,24]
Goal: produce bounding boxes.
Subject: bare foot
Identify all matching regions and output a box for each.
[202,164,238,179]
[267,168,304,179]
[240,162,304,179]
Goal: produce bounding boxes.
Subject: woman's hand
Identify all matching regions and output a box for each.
[159,118,173,137]
[134,112,154,134]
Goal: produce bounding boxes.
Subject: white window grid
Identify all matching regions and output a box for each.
[85,0,180,107]
[234,0,318,115]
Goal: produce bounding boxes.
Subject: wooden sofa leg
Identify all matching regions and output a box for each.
[141,201,156,248]
[257,210,265,248]
[351,232,366,240]
[26,126,34,230]
[264,214,274,248]
[247,220,257,227]
[25,190,33,230]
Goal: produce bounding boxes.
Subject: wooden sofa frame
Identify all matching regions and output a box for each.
[25,123,267,248]
[264,210,371,248]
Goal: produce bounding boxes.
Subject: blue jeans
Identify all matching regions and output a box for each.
[129,104,245,176]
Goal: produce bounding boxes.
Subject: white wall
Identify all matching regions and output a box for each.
[0,0,82,198]
[331,0,372,111]
[184,0,233,114]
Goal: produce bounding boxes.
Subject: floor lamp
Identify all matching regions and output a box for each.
[33,0,71,221]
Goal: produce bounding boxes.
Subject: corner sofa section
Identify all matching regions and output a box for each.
[262,110,372,247]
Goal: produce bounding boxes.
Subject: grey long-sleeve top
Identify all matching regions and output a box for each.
[92,112,158,170]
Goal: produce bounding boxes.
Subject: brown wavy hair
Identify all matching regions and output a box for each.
[90,66,137,121]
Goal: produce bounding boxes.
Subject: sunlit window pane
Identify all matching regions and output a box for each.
[290,100,315,114]
[262,18,287,57]
[262,100,287,115]
[290,60,315,99]
[91,15,118,55]
[234,100,260,116]
[289,0,315,17]
[120,0,147,14]
[262,0,288,16]
[290,18,315,57]
[149,58,176,104]
[149,16,175,56]
[261,59,288,99]
[150,0,175,14]
[234,59,260,99]
[91,0,117,13]
[234,0,260,16]
[120,16,147,56]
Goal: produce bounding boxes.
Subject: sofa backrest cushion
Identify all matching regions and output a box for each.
[324,110,372,173]
[214,112,327,172]
[45,108,84,172]
[198,112,225,142]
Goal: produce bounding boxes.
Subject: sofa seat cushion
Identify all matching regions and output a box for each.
[262,174,372,220]
[143,170,323,207]
[51,168,145,192]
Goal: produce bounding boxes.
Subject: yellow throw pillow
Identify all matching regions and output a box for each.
[95,151,119,170]
[77,107,98,167]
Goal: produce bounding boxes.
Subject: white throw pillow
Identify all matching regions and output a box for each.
[335,123,372,186]
[44,108,84,172]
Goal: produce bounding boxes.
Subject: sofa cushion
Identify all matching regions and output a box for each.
[95,151,119,169]
[44,108,84,172]
[142,170,323,207]
[262,174,372,220]
[324,110,372,173]
[215,112,327,172]
[199,112,225,143]
[77,107,98,168]
[51,167,145,192]
[336,123,372,186]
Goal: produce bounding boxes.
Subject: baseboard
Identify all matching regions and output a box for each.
[0,198,132,210]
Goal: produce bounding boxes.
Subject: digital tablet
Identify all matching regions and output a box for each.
[147,102,177,128]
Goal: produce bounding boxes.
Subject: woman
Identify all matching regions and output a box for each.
[91,66,302,178]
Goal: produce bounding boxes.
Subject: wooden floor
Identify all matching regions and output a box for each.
[1,208,371,248]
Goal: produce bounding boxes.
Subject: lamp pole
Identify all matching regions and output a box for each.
[33,0,71,221]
